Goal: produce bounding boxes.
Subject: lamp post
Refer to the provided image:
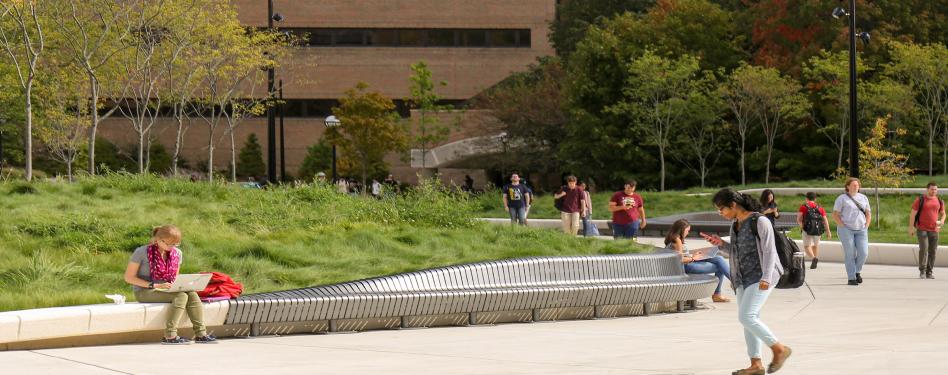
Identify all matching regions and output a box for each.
[266,0,283,184]
[324,115,340,182]
[833,1,870,178]
[499,132,508,180]
[279,79,285,181]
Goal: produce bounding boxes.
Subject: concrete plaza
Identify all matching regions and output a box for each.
[2,262,947,375]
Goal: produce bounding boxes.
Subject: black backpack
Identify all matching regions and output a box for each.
[802,203,825,236]
[741,213,806,289]
[553,186,566,211]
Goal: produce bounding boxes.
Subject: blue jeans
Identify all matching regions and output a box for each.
[612,220,640,239]
[838,226,869,280]
[684,255,730,295]
[508,206,526,225]
[736,285,779,359]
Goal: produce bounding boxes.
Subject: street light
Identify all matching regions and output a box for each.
[324,115,341,182]
[266,0,284,184]
[831,1,870,178]
[499,132,509,180]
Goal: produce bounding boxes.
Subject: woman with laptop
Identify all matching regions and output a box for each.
[124,225,217,345]
[664,219,731,303]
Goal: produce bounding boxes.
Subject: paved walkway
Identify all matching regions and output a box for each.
[3,262,947,374]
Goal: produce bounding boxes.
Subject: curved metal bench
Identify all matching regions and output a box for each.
[226,252,716,335]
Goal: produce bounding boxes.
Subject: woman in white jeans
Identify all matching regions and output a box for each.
[704,188,792,375]
[833,177,871,286]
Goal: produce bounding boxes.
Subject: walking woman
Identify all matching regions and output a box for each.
[124,225,216,344]
[760,189,779,224]
[833,177,871,286]
[703,188,792,374]
[664,219,731,302]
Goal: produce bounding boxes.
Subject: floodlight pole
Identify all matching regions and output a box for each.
[847,0,859,178]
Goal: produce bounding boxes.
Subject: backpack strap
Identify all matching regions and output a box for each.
[915,195,924,226]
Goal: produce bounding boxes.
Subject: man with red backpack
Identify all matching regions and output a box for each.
[908,182,945,279]
[797,192,832,269]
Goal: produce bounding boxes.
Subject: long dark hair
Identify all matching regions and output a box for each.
[664,219,690,246]
[713,188,761,213]
[759,189,776,207]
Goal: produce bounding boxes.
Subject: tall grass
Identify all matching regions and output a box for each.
[0,174,647,311]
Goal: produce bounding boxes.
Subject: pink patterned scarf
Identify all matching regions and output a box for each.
[147,244,180,283]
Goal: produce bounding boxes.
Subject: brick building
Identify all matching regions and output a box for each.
[99,0,556,187]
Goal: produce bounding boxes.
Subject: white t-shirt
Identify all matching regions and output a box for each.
[833,193,871,230]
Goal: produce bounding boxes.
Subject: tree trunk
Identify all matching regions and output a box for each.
[659,145,665,192]
[874,186,881,227]
[88,75,99,175]
[66,160,73,182]
[172,110,184,176]
[765,147,772,184]
[207,118,215,183]
[740,136,746,186]
[229,128,237,183]
[137,130,145,174]
[929,132,933,176]
[24,86,33,182]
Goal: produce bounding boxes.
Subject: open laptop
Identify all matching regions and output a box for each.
[154,274,212,293]
[689,246,720,261]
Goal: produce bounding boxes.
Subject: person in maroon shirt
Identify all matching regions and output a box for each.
[607,180,646,239]
[554,175,585,235]
[909,182,946,279]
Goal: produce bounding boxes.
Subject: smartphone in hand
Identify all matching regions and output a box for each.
[699,232,722,245]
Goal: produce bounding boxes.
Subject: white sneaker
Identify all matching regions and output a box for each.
[920,271,926,279]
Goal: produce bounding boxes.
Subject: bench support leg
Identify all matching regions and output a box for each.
[677,301,685,312]
[329,320,338,332]
[400,316,407,329]
[468,312,476,326]
[532,309,540,322]
[250,323,260,337]
[594,305,603,319]
[642,303,650,316]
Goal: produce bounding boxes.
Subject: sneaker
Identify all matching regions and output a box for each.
[927,273,935,279]
[855,273,863,284]
[847,280,859,286]
[161,336,191,345]
[810,258,818,269]
[921,271,927,279]
[194,334,218,344]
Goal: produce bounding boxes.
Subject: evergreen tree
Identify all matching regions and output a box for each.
[236,133,265,178]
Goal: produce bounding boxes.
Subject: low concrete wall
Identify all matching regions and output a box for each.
[739,187,947,196]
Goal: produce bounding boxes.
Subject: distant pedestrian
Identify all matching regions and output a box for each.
[553,175,585,236]
[371,179,382,199]
[833,177,871,286]
[607,180,646,240]
[383,174,400,194]
[578,182,599,236]
[703,188,792,375]
[315,172,327,183]
[502,173,531,226]
[335,178,349,194]
[909,182,945,279]
[523,182,535,225]
[464,174,474,192]
[796,192,831,269]
[760,189,779,224]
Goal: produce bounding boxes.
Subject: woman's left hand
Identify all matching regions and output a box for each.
[758,280,770,290]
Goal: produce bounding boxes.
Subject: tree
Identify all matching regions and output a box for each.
[473,57,570,184]
[750,66,809,183]
[326,82,408,189]
[236,133,264,178]
[35,70,88,182]
[802,50,869,171]
[0,1,47,181]
[607,50,701,191]
[719,64,763,185]
[48,0,131,175]
[549,0,655,57]
[407,61,456,172]
[672,83,727,188]
[883,41,948,174]
[852,116,913,227]
[297,139,332,181]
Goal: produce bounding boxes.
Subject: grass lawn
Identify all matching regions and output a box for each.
[0,175,648,312]
[475,177,946,245]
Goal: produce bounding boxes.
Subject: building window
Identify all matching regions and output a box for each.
[285,28,532,48]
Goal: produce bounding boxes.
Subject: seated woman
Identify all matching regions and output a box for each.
[124,225,216,344]
[664,219,731,303]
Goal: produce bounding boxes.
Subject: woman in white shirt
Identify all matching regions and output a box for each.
[832,177,872,286]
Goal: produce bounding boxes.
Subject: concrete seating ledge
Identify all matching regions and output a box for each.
[0,301,230,350]
[0,253,715,350]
